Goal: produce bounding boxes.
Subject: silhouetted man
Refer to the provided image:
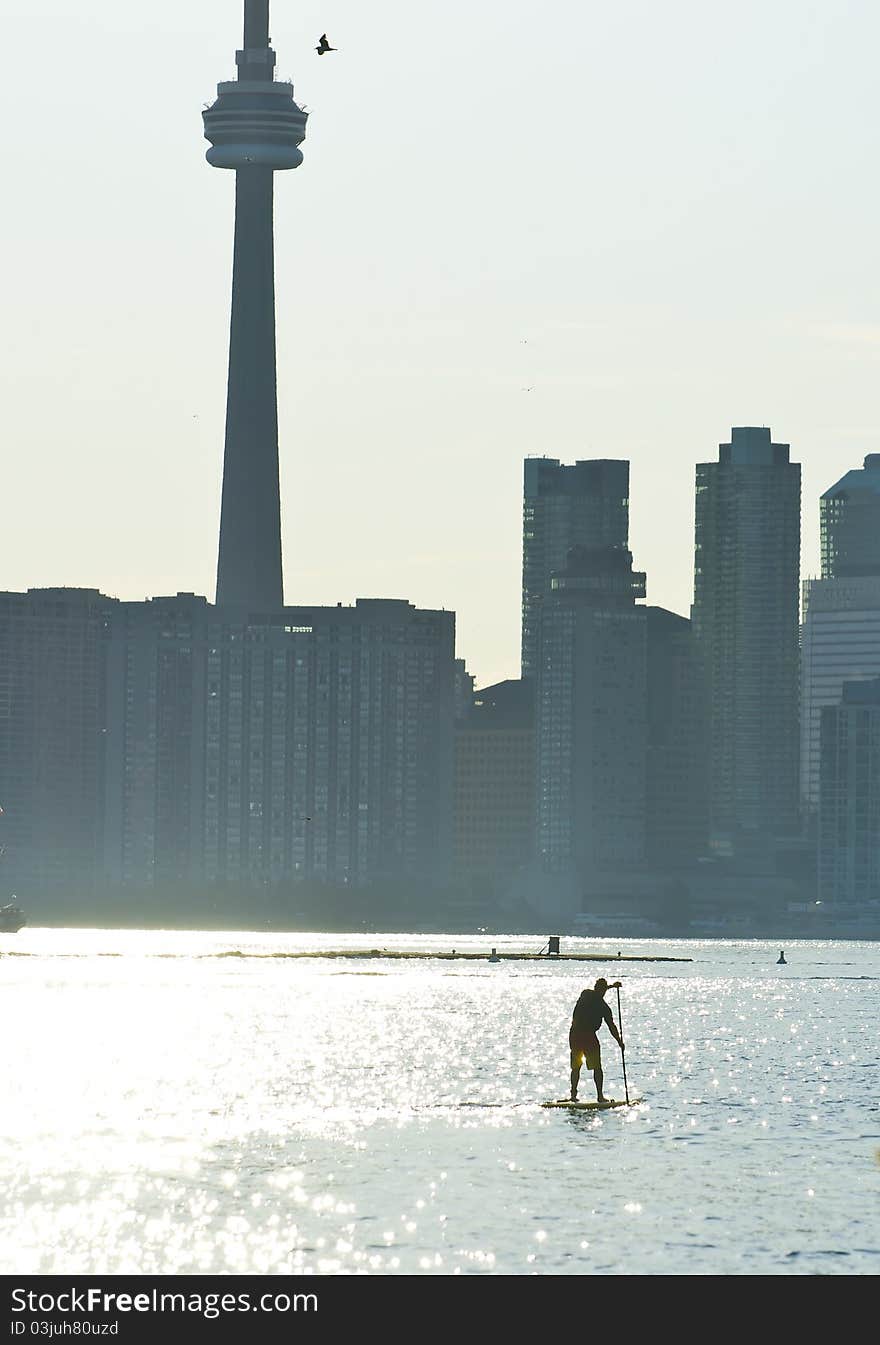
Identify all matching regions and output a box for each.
[569,977,624,1102]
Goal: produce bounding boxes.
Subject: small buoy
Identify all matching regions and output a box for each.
[777,950,787,965]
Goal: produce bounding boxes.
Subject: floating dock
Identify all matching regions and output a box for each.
[217,949,692,963]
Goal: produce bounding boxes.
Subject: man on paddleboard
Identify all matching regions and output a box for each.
[569,977,625,1102]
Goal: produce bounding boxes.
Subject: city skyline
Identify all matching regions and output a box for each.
[3,2,880,687]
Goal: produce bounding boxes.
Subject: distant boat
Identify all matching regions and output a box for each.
[0,901,25,933]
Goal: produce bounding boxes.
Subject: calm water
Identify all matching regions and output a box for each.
[1,929,877,1276]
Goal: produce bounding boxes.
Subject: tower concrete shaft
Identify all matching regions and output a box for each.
[203,1,307,610]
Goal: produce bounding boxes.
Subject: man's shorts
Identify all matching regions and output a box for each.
[569,1028,601,1072]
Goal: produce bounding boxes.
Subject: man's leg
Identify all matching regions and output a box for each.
[570,1050,582,1101]
[593,1065,606,1103]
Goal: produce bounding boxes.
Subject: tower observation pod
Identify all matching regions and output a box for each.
[203,0,308,611]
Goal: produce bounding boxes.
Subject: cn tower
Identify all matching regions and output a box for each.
[203,1,307,609]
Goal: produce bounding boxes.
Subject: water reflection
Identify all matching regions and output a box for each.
[0,933,876,1273]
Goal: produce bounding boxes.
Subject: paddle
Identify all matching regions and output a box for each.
[615,983,629,1104]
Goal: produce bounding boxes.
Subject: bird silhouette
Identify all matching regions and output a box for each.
[316,34,336,55]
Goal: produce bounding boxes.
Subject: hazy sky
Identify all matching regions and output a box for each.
[2,1,880,685]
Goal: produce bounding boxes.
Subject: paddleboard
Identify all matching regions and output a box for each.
[542,1098,639,1111]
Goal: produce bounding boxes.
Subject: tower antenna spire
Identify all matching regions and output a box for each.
[203,2,308,610]
[243,1,269,50]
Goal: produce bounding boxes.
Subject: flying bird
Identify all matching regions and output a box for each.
[316,34,337,55]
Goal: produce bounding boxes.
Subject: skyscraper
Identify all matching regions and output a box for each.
[692,427,801,844]
[645,607,708,866]
[102,597,455,897]
[820,454,880,579]
[818,677,880,909]
[103,594,210,890]
[521,458,629,680]
[453,679,535,901]
[800,575,880,817]
[203,1,308,610]
[536,545,647,902]
[801,456,880,821]
[0,589,115,898]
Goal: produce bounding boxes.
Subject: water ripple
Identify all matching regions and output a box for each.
[0,932,877,1274]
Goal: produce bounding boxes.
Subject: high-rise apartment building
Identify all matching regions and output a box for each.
[692,427,801,844]
[536,546,647,901]
[645,608,709,866]
[818,677,880,908]
[0,589,114,896]
[105,597,455,894]
[103,595,210,888]
[0,591,455,908]
[800,576,880,817]
[521,458,629,680]
[453,679,535,898]
[820,454,880,579]
[801,455,880,821]
[199,600,455,892]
